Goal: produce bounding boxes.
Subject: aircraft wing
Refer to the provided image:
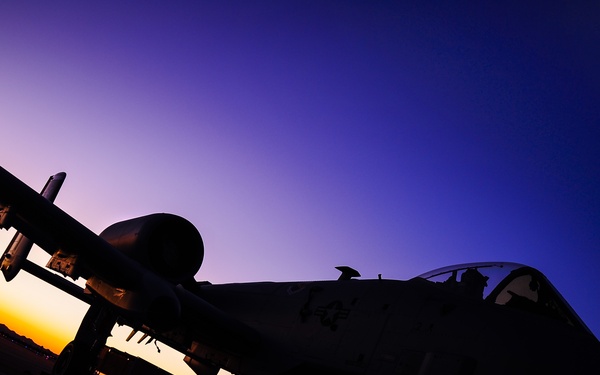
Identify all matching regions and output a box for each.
[0,167,176,303]
[0,166,259,356]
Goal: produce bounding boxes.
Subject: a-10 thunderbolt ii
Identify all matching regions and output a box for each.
[0,166,598,375]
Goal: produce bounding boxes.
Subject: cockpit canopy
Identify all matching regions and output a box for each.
[416,262,593,336]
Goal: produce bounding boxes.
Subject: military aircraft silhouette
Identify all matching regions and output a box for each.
[0,166,598,375]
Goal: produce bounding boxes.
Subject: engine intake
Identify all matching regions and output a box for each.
[99,213,203,283]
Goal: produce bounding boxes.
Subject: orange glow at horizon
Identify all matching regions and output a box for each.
[0,234,205,374]
[0,304,72,354]
[0,236,87,354]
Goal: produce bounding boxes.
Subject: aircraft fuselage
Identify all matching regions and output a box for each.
[192,277,599,375]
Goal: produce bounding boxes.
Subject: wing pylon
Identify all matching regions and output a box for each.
[1,172,66,281]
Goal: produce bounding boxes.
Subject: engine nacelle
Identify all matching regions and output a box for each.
[99,213,204,284]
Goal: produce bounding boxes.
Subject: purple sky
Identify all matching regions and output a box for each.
[1,1,599,369]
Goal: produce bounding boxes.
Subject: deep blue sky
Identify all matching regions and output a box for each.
[1,1,599,369]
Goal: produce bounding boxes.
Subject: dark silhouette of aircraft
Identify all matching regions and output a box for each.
[0,166,598,375]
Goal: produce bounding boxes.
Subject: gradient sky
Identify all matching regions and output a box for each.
[1,2,599,374]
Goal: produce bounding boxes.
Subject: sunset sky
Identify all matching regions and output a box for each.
[1,2,599,374]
